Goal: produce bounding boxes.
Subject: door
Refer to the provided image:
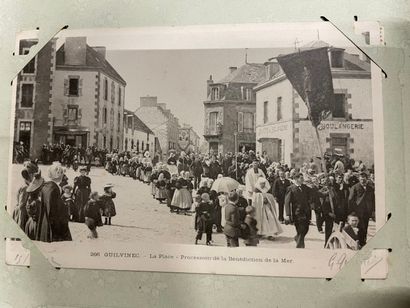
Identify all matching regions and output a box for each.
[261,139,282,162]
[209,142,218,154]
[18,121,32,154]
[66,135,76,146]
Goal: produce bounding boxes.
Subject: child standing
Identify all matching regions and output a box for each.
[195,193,214,246]
[62,185,78,222]
[100,183,117,225]
[84,191,101,239]
[243,206,259,247]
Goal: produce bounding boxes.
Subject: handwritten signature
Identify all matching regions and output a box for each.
[328,252,347,271]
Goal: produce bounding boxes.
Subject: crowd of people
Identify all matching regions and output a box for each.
[101,148,375,249]
[12,145,375,249]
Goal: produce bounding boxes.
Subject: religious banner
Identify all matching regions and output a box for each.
[277,47,334,127]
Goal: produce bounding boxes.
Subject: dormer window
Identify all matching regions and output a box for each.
[211,87,220,100]
[330,50,344,68]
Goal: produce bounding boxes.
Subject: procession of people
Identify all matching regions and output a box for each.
[11,146,375,249]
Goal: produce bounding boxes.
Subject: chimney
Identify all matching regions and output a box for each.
[140,96,158,107]
[229,66,237,73]
[207,75,213,98]
[93,46,106,59]
[64,37,87,65]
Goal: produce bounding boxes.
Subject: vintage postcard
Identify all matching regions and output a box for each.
[6,22,385,277]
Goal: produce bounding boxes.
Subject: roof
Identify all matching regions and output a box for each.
[255,40,370,89]
[124,109,154,134]
[300,40,331,50]
[217,63,267,84]
[56,44,126,85]
[133,114,154,135]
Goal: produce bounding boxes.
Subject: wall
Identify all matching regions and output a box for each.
[135,106,169,153]
[96,72,124,150]
[52,70,97,147]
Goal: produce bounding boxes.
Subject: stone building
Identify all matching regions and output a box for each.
[52,37,126,151]
[178,123,200,153]
[13,38,56,159]
[255,41,373,168]
[203,63,267,154]
[135,96,180,157]
[13,36,127,159]
[123,109,155,156]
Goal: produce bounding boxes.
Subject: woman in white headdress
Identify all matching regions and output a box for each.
[252,177,283,239]
[171,171,193,214]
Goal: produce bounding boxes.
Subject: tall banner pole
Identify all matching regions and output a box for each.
[306,94,327,174]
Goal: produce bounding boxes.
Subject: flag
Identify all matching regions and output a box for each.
[277,47,334,127]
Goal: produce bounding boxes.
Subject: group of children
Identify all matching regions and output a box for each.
[61,182,117,239]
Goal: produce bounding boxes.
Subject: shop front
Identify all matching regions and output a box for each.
[53,126,90,148]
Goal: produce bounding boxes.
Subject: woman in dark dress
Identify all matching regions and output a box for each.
[73,166,92,223]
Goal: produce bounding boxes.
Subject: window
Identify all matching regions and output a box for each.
[103,78,108,100]
[211,87,220,100]
[330,50,344,68]
[19,121,32,132]
[125,138,128,150]
[146,143,149,151]
[127,116,132,129]
[243,112,254,133]
[103,107,107,124]
[263,101,269,123]
[22,48,35,74]
[131,140,134,149]
[20,83,34,108]
[103,136,107,148]
[245,88,252,101]
[333,94,346,118]
[118,112,121,131]
[238,112,244,132]
[68,107,78,121]
[142,141,145,150]
[209,112,219,133]
[277,97,282,121]
[68,78,79,96]
[118,87,121,106]
[111,81,115,104]
[137,140,140,152]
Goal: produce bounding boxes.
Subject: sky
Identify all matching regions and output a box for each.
[47,22,360,140]
[105,48,290,137]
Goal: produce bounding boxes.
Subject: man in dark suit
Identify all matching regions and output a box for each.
[224,191,241,247]
[348,172,375,247]
[284,173,311,248]
[273,169,291,223]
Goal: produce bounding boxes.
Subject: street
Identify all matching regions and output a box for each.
[9,164,375,249]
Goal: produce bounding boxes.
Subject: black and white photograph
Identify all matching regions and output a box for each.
[6,23,385,277]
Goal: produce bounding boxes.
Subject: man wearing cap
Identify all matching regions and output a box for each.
[348,172,375,247]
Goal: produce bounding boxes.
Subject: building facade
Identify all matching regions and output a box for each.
[135,96,180,157]
[178,124,200,153]
[13,38,56,159]
[123,109,155,156]
[52,37,126,151]
[13,36,127,160]
[203,63,268,154]
[255,41,373,168]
